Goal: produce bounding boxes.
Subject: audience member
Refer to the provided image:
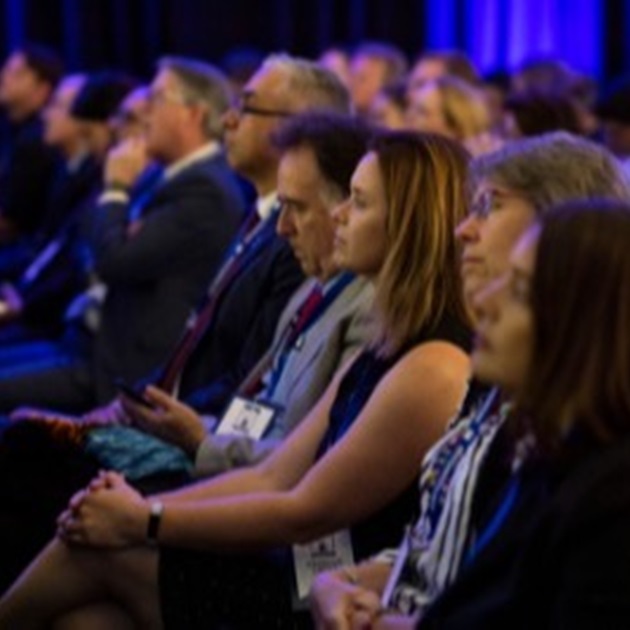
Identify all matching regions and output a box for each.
[406,76,492,154]
[318,47,352,89]
[595,76,630,166]
[367,81,407,130]
[348,42,408,117]
[0,73,109,341]
[0,131,472,629]
[0,43,63,244]
[408,50,479,93]
[69,70,137,160]
[503,91,581,139]
[480,69,510,134]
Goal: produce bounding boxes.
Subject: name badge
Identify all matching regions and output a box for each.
[215,396,277,439]
[292,530,355,601]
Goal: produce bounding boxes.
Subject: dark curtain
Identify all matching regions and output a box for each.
[0,0,626,83]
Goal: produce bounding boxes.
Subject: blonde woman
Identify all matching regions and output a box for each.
[407,76,500,155]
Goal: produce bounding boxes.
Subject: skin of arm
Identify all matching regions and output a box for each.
[61,342,469,554]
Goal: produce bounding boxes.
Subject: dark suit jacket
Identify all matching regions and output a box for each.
[0,113,59,237]
[420,430,630,629]
[89,151,245,402]
[11,157,103,336]
[181,210,305,412]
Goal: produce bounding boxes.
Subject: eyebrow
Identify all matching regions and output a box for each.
[278,194,305,207]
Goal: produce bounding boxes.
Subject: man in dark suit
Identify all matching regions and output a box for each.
[0,73,131,342]
[0,57,245,411]
[0,44,63,244]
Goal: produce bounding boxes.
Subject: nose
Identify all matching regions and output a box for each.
[332,197,350,226]
[221,107,239,130]
[455,212,481,243]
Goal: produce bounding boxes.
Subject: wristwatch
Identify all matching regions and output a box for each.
[146,500,164,546]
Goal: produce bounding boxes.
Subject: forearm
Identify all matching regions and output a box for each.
[155,491,310,551]
[155,462,274,503]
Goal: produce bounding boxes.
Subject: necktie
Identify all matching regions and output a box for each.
[156,208,262,393]
[238,282,325,397]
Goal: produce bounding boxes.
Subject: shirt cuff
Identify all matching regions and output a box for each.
[98,190,130,205]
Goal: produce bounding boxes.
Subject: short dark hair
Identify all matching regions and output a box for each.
[520,200,630,451]
[272,112,372,198]
[18,43,64,88]
[71,71,138,122]
[504,91,581,137]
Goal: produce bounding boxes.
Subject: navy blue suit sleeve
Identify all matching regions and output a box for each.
[185,239,304,415]
[86,176,242,285]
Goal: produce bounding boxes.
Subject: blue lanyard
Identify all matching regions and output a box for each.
[465,473,521,565]
[265,272,355,398]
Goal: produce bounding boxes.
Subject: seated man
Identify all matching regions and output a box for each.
[0,57,245,413]
[0,72,134,343]
[0,44,62,245]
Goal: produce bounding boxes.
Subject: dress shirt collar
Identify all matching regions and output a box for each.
[163,141,221,182]
[256,191,278,220]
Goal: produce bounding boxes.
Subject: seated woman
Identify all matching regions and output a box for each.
[405,76,498,156]
[0,130,471,629]
[315,200,630,629]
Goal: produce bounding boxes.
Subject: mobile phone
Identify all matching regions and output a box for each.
[114,379,155,409]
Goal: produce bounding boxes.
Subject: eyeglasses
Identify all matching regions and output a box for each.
[469,190,525,220]
[231,96,294,118]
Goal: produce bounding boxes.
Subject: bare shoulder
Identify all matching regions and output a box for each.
[381,340,470,399]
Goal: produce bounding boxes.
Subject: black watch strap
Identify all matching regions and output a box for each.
[146,500,164,546]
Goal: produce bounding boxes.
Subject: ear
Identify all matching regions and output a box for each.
[188,101,210,133]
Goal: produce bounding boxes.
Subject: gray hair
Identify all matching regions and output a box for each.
[471,132,630,211]
[260,53,351,114]
[158,56,231,139]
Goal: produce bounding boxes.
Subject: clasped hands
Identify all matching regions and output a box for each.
[56,470,149,548]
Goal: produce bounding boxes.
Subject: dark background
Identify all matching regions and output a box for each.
[0,0,627,85]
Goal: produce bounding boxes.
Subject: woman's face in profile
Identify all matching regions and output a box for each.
[471,227,538,394]
[332,151,388,278]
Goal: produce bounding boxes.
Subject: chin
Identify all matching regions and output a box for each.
[471,356,500,387]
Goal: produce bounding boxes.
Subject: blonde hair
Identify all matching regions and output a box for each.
[370,131,470,357]
[432,76,490,141]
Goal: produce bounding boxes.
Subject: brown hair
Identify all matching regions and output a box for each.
[520,200,630,450]
[369,131,470,357]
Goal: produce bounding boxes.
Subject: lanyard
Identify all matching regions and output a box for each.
[265,272,355,398]
[465,472,521,565]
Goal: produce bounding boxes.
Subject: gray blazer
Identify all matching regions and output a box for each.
[194,274,374,477]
